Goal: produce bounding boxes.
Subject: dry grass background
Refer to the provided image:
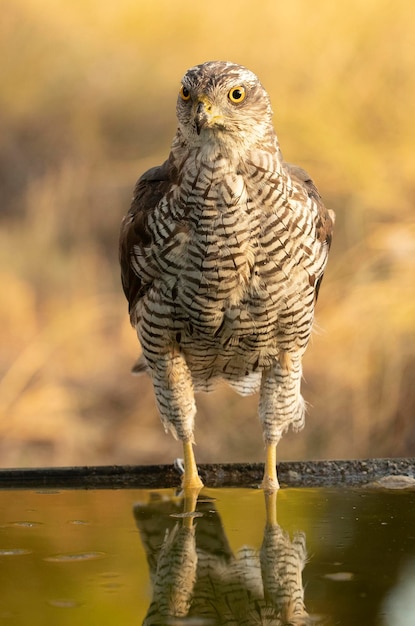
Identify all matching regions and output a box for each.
[0,0,414,468]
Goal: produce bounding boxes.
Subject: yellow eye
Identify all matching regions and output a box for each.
[228,86,246,103]
[180,85,191,101]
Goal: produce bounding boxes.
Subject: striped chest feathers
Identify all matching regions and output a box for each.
[137,149,317,338]
[154,163,307,329]
[177,165,257,301]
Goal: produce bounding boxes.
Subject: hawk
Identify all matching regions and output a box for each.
[119,61,334,491]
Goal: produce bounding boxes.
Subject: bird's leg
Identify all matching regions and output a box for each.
[182,440,203,491]
[152,353,203,490]
[262,441,279,491]
[181,482,202,531]
[259,352,305,492]
[264,486,278,526]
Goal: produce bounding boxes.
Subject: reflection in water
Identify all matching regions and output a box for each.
[134,490,311,625]
[382,558,415,626]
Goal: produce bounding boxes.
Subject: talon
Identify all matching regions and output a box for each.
[174,457,185,475]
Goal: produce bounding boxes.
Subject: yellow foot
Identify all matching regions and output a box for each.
[261,474,280,492]
[261,443,280,492]
[181,440,204,490]
[182,472,204,490]
[182,485,202,520]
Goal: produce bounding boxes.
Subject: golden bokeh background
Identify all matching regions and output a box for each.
[1,0,414,468]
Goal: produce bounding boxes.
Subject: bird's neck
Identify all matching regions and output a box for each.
[171,131,283,182]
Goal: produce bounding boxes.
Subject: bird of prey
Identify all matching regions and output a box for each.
[119,60,334,490]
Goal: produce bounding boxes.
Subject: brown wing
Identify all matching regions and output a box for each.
[284,162,335,300]
[119,158,174,318]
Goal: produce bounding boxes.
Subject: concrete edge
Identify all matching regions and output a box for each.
[0,458,414,490]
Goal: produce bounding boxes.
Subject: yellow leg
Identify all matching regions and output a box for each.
[182,440,204,490]
[261,442,280,491]
[181,486,202,529]
[264,489,278,526]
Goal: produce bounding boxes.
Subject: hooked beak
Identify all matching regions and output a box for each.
[194,96,223,135]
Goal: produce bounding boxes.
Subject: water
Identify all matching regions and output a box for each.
[0,485,414,625]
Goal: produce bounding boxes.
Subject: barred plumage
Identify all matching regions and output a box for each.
[119,60,334,490]
[134,491,310,625]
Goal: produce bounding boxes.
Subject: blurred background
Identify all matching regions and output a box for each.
[0,0,414,468]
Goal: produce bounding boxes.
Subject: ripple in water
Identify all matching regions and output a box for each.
[44,551,106,563]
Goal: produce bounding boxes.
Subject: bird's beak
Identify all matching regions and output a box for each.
[194,95,223,135]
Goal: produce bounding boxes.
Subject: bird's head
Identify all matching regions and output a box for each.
[176,61,274,152]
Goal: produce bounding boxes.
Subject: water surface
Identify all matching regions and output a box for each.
[0,486,414,625]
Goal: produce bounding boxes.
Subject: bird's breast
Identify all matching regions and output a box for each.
[170,165,256,323]
[138,150,317,351]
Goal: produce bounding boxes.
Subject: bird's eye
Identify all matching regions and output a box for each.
[228,86,246,104]
[180,85,191,101]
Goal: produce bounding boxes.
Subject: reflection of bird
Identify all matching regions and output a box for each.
[134,491,310,625]
[120,60,334,490]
